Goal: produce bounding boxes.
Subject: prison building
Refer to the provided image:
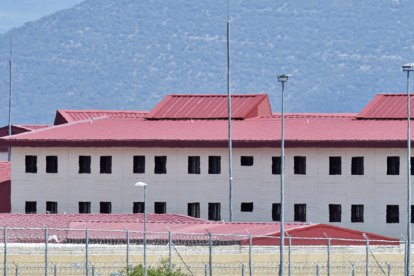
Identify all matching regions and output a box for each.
[0,93,413,238]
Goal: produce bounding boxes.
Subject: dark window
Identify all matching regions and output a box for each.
[188,156,200,174]
[294,204,306,222]
[79,202,91,214]
[351,204,364,223]
[25,155,37,173]
[46,201,58,214]
[272,203,281,221]
[386,205,399,223]
[329,204,341,222]
[411,205,414,223]
[241,202,254,212]
[411,157,414,176]
[208,203,221,221]
[294,156,306,175]
[188,202,200,218]
[272,157,281,175]
[154,202,167,214]
[387,156,400,175]
[100,202,112,214]
[241,156,254,166]
[154,156,167,174]
[133,202,145,213]
[133,156,145,174]
[100,156,112,174]
[329,156,341,175]
[79,156,91,174]
[208,156,221,174]
[351,157,364,175]
[46,156,58,173]
[25,201,37,214]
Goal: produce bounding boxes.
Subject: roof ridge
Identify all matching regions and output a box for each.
[168,93,268,97]
[61,109,148,113]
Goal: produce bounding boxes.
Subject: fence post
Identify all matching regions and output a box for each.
[204,264,208,276]
[3,227,7,276]
[387,262,391,276]
[249,234,252,276]
[168,231,172,272]
[351,263,355,276]
[316,264,320,276]
[85,228,89,276]
[327,237,331,276]
[242,263,245,276]
[365,236,369,276]
[126,229,130,273]
[91,265,95,276]
[208,232,213,276]
[288,235,291,276]
[53,264,57,276]
[45,227,48,276]
[14,265,17,276]
[404,238,407,275]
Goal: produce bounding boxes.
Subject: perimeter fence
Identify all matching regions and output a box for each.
[0,226,407,275]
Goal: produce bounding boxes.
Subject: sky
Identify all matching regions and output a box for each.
[0,0,84,33]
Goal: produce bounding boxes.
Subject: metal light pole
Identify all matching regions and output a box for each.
[403,63,414,276]
[277,74,290,276]
[226,0,233,222]
[135,182,148,276]
[7,33,13,161]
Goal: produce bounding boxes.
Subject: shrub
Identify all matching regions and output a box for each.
[126,259,187,276]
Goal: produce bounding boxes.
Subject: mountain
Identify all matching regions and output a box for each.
[0,0,414,125]
[0,0,84,33]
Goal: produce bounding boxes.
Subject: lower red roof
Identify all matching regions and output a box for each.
[0,214,398,246]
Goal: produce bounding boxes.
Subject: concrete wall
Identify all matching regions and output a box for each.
[10,147,412,237]
[0,150,8,161]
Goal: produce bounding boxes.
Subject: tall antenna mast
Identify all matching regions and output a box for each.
[7,32,13,161]
[226,0,234,222]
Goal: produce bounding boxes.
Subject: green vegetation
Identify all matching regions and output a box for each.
[126,260,187,276]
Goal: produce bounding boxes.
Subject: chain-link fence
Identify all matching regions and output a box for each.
[0,226,406,275]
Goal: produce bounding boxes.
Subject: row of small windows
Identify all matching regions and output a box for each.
[25,154,414,176]
[24,201,223,220]
[273,204,414,224]
[24,201,410,224]
[25,155,222,175]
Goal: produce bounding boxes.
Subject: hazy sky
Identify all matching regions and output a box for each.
[0,0,84,33]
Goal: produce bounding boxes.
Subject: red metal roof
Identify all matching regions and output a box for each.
[357,93,414,119]
[0,125,49,137]
[146,94,272,119]
[3,93,414,148]
[54,109,148,125]
[0,214,397,245]
[0,162,10,183]
[0,213,203,229]
[1,113,413,148]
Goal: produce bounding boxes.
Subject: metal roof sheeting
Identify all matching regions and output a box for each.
[54,110,148,125]
[146,94,272,119]
[4,93,414,148]
[0,214,398,246]
[357,94,414,119]
[1,114,412,148]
